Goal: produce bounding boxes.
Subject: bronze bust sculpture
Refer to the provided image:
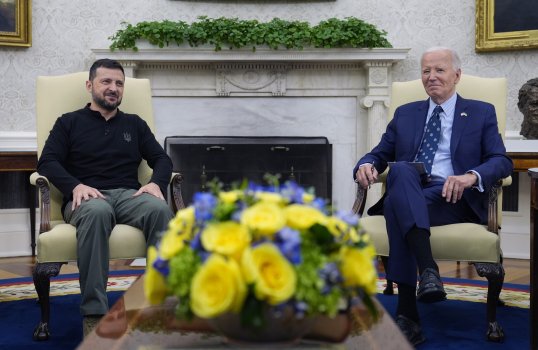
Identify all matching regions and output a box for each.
[518,78,538,139]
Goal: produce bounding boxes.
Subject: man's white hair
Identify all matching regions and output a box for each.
[422,47,461,70]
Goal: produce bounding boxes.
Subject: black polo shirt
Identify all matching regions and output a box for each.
[37,104,172,207]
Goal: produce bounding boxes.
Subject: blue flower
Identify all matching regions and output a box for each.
[152,256,170,277]
[190,231,211,262]
[311,197,329,214]
[231,208,243,222]
[319,262,343,294]
[247,182,264,193]
[193,192,217,222]
[274,227,302,264]
[336,210,359,226]
[271,300,309,319]
[293,300,309,319]
[280,181,304,203]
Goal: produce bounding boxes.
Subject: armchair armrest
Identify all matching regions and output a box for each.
[352,174,512,235]
[352,185,367,216]
[170,172,185,212]
[501,176,512,187]
[30,172,52,233]
[487,176,511,234]
[351,170,388,216]
[31,171,187,235]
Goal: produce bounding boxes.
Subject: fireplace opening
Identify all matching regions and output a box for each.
[165,136,332,205]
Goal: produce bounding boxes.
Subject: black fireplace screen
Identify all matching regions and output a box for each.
[165,136,332,205]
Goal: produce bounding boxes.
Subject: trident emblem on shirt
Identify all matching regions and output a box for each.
[123,132,131,143]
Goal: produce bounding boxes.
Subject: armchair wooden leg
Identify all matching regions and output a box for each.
[474,262,505,343]
[32,262,65,341]
[380,256,394,295]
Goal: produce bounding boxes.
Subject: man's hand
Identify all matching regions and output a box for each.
[72,184,105,210]
[133,182,165,200]
[442,173,477,203]
[355,163,378,189]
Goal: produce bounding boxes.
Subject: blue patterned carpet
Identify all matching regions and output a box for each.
[0,272,529,349]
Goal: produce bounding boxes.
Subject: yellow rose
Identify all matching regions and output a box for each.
[160,206,195,259]
[284,204,327,230]
[240,202,286,237]
[326,216,358,242]
[201,221,251,261]
[340,246,377,295]
[302,192,315,204]
[219,190,242,204]
[255,191,285,205]
[241,243,296,305]
[190,254,246,318]
[144,246,168,305]
[167,206,195,238]
[363,240,377,260]
[159,229,186,260]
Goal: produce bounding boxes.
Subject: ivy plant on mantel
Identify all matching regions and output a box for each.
[108,16,392,52]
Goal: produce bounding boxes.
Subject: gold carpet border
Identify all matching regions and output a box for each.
[377,278,529,309]
[1,275,529,309]
[0,275,138,303]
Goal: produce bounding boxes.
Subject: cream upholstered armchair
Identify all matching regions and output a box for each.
[353,74,511,343]
[31,72,185,341]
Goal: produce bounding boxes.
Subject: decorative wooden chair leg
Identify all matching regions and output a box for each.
[32,262,65,341]
[474,262,505,343]
[380,256,394,295]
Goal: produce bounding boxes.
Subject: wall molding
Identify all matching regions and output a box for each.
[0,131,37,151]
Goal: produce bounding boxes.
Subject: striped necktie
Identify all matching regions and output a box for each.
[415,105,443,175]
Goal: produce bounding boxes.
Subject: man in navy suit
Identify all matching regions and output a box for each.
[353,47,513,345]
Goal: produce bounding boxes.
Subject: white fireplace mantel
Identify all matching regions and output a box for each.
[94,46,408,144]
[93,47,409,64]
[93,47,409,209]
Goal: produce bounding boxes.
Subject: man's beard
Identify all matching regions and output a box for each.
[92,91,122,111]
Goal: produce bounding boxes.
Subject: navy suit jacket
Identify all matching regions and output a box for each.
[353,95,513,224]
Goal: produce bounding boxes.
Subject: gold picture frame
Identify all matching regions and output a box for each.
[476,0,538,52]
[0,0,31,47]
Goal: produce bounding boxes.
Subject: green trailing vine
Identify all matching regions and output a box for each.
[109,16,392,52]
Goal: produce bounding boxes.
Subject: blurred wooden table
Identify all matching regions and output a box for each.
[0,151,37,256]
[78,275,412,350]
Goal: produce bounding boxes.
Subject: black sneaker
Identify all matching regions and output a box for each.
[416,267,447,303]
[396,314,426,346]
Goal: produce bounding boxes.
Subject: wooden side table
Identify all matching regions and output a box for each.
[509,152,538,172]
[530,168,538,350]
[0,151,37,256]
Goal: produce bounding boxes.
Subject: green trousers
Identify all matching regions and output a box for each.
[64,188,174,316]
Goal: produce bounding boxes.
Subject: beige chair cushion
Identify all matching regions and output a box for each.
[37,221,147,262]
[361,216,500,263]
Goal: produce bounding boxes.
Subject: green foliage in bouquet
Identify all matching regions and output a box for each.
[109,16,391,52]
[145,180,378,330]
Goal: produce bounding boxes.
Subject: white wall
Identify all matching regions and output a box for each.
[0,0,534,257]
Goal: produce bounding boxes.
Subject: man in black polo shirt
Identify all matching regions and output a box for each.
[37,59,174,336]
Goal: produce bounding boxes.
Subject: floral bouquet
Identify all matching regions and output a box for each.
[144,180,378,342]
